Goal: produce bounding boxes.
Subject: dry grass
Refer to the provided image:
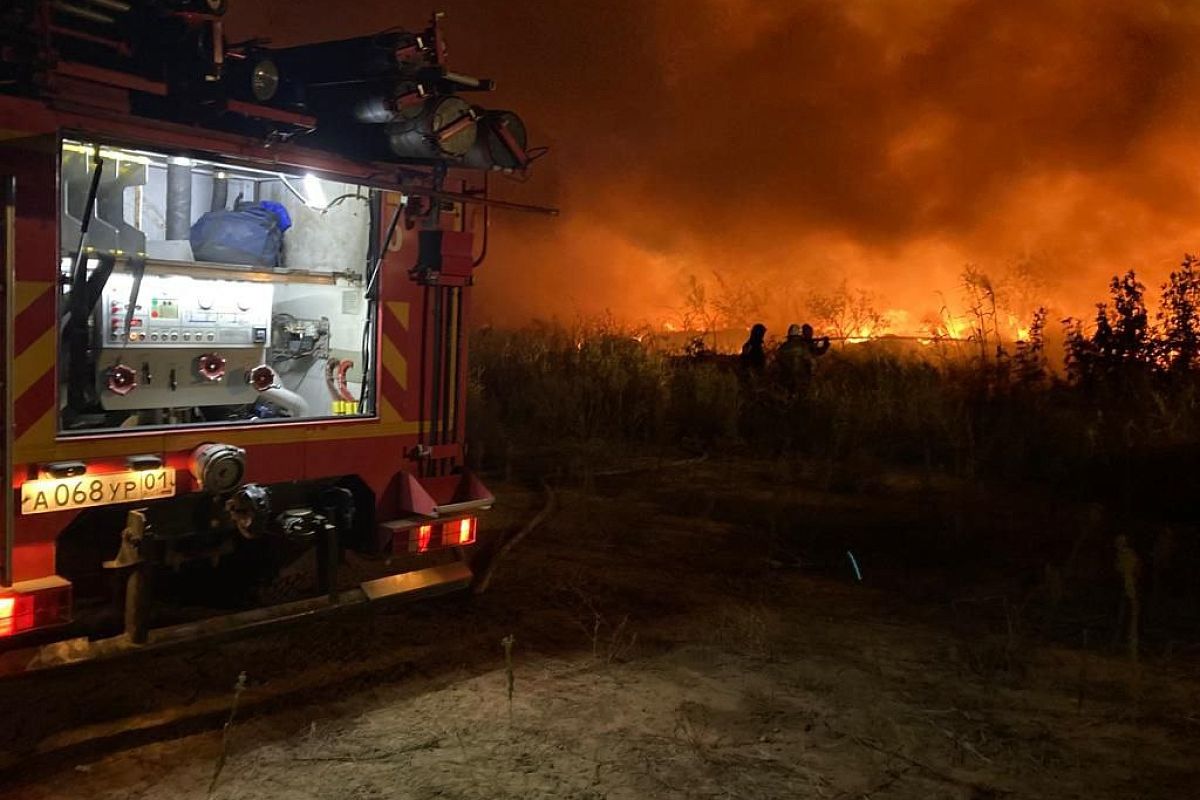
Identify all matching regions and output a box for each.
[468,319,1200,645]
[469,320,1200,489]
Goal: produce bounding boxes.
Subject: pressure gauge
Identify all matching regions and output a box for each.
[190,443,246,493]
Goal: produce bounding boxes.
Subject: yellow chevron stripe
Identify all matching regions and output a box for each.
[13,329,54,398]
[386,301,410,330]
[379,396,399,423]
[12,407,56,460]
[14,281,52,317]
[381,335,408,390]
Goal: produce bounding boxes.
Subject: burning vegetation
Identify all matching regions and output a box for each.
[463,258,1200,683]
[470,254,1200,547]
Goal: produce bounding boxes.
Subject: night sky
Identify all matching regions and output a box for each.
[229,1,1200,331]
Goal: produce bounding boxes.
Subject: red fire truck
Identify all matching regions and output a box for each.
[0,1,547,671]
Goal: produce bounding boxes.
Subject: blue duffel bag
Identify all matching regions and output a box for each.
[190,201,291,267]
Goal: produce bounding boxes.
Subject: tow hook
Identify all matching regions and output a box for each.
[103,509,148,569]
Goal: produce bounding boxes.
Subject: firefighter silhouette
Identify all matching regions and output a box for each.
[739,323,768,372]
[777,323,830,388]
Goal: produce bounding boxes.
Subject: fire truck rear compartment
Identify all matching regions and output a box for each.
[59,139,380,434]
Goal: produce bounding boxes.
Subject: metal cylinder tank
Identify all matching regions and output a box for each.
[464,110,529,171]
[353,82,428,124]
[386,96,476,160]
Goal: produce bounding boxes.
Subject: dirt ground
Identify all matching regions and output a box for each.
[2,458,1198,799]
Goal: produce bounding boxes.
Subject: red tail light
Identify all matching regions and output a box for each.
[401,517,478,553]
[0,596,29,637]
[0,579,71,637]
[456,517,477,545]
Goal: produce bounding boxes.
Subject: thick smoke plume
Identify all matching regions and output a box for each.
[230,1,1200,334]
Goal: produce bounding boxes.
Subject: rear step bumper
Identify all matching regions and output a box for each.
[0,562,473,677]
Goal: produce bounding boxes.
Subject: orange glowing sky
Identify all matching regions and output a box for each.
[230,0,1200,335]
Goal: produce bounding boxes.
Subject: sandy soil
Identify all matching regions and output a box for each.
[3,459,1199,799]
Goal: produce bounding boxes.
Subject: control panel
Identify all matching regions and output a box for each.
[96,273,274,412]
[101,274,272,348]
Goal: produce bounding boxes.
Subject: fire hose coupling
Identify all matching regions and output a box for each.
[227,483,271,538]
[190,442,247,493]
[247,364,278,392]
[106,364,139,396]
[196,352,227,381]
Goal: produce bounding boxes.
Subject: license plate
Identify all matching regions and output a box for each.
[20,469,176,515]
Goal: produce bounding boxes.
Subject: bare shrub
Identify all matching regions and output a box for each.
[807,280,889,344]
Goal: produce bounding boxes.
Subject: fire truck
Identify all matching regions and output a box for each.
[0,0,548,672]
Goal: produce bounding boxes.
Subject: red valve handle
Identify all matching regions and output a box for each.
[197,353,227,381]
[247,365,276,392]
[106,364,138,396]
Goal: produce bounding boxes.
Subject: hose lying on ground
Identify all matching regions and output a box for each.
[588,452,707,478]
[472,480,557,595]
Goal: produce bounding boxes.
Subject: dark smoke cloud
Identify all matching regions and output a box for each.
[229,0,1200,329]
